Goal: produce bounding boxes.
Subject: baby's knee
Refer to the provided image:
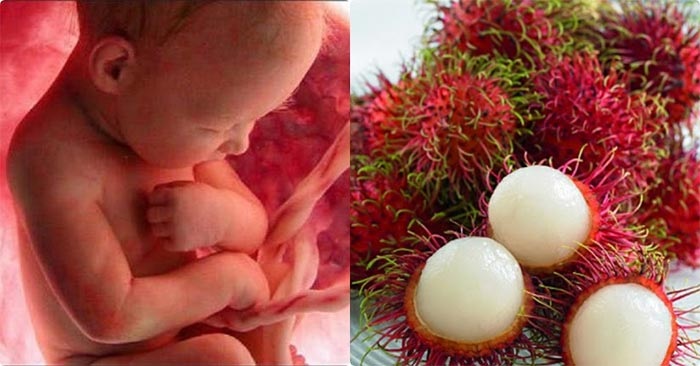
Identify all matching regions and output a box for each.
[219,252,269,310]
[191,333,254,365]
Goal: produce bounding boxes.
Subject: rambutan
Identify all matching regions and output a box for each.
[352,73,418,157]
[528,52,667,194]
[641,146,700,267]
[597,0,700,125]
[483,154,642,272]
[350,157,444,281]
[538,243,700,366]
[358,232,557,365]
[429,0,596,68]
[355,54,525,200]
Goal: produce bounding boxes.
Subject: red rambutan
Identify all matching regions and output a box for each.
[352,73,419,157]
[354,54,524,200]
[350,157,444,281]
[430,0,574,67]
[598,0,700,125]
[641,146,700,267]
[528,52,667,194]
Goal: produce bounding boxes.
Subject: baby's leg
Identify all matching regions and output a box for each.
[89,334,254,365]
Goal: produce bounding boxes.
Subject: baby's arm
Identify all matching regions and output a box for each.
[146,161,268,254]
[9,159,268,344]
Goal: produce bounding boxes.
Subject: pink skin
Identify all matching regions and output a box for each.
[6,2,330,365]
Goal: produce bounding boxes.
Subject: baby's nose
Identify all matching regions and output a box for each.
[217,137,250,156]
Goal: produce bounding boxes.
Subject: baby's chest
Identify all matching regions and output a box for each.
[100,162,194,274]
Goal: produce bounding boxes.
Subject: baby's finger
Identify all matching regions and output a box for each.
[151,223,171,237]
[155,180,194,189]
[148,187,172,205]
[147,206,173,223]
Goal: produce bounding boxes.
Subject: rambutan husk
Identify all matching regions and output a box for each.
[351,72,417,157]
[480,153,644,273]
[427,0,597,69]
[350,156,447,282]
[638,144,700,267]
[596,0,700,125]
[357,231,560,366]
[352,52,530,202]
[526,51,669,197]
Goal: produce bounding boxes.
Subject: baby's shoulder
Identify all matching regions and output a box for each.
[7,115,105,205]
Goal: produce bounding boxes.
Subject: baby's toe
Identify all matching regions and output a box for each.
[290,345,307,366]
[148,187,172,205]
[158,238,179,252]
[151,222,171,237]
[147,206,173,223]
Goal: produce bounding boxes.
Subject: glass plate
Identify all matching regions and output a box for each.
[350,295,399,365]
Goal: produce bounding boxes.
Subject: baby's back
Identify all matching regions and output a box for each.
[8,91,195,363]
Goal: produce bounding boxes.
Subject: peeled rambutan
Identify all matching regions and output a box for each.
[598,0,700,125]
[482,154,643,272]
[430,0,573,67]
[538,243,700,366]
[358,232,558,365]
[528,51,667,194]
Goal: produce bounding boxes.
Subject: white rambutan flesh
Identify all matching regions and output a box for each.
[567,283,673,366]
[488,165,591,268]
[414,237,525,343]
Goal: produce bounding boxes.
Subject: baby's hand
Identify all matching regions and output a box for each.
[147,181,230,252]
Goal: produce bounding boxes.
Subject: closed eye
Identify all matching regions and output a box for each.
[198,126,224,134]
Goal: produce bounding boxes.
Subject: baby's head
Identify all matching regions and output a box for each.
[73,1,326,168]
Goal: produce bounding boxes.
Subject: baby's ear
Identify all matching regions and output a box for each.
[88,36,136,95]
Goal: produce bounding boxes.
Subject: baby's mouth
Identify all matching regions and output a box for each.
[208,151,227,160]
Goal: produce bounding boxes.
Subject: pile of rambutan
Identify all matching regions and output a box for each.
[351,0,700,365]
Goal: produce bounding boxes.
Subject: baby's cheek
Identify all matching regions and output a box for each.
[170,136,219,164]
[142,139,213,168]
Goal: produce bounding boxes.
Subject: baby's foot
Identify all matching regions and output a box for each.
[147,181,228,251]
[290,345,307,366]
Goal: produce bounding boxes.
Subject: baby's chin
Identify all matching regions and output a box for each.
[207,151,228,161]
[135,151,214,169]
[131,139,250,168]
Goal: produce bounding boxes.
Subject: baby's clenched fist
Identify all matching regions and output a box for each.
[147,180,231,252]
